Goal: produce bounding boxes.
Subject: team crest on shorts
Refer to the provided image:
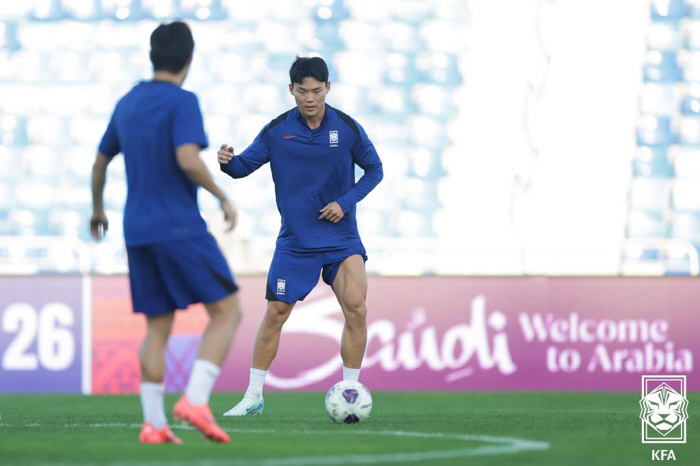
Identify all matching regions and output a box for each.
[276,279,286,295]
[640,375,688,443]
[329,130,338,147]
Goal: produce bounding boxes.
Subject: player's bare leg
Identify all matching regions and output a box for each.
[332,254,368,381]
[252,299,296,369]
[224,299,294,416]
[174,292,240,442]
[139,313,182,443]
[199,292,241,366]
[140,313,175,382]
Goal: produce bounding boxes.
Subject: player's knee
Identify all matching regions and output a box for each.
[227,295,242,328]
[342,299,367,321]
[229,303,242,328]
[207,292,241,324]
[266,300,293,320]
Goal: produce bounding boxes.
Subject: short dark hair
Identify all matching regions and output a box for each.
[149,22,194,73]
[289,56,329,84]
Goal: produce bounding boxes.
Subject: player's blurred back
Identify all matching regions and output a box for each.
[101,82,209,245]
[91,21,241,445]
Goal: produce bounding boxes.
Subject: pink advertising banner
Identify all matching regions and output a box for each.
[92,276,698,393]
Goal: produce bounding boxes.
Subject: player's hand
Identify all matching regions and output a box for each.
[218,144,234,164]
[221,200,238,232]
[90,211,109,241]
[319,202,344,223]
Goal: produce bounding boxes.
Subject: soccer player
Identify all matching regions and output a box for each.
[218,56,383,416]
[90,22,239,444]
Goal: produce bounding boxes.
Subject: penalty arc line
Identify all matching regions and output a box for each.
[1,423,550,465]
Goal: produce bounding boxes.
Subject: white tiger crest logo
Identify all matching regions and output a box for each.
[640,379,688,442]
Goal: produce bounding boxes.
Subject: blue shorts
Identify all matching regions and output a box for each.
[265,242,368,303]
[127,234,238,316]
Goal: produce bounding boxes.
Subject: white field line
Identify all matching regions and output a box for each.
[0,423,550,465]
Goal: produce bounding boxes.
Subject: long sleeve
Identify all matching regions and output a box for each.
[220,128,271,179]
[335,123,383,213]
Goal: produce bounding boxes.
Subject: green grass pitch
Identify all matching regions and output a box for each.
[0,392,698,465]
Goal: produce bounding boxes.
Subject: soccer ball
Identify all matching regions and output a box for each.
[325,380,372,424]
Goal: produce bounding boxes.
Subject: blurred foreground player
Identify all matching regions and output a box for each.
[90,22,239,444]
[218,57,383,416]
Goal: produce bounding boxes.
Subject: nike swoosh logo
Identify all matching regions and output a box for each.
[245,401,262,413]
[284,135,297,139]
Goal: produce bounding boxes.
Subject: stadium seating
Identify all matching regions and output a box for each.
[626,0,700,275]
[0,0,466,274]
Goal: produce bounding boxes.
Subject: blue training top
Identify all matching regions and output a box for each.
[99,81,210,247]
[220,105,383,251]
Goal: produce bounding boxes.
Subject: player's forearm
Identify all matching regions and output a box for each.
[219,157,252,179]
[183,158,229,203]
[335,163,383,213]
[91,160,108,213]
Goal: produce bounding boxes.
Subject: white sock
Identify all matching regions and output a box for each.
[343,366,361,381]
[140,382,167,429]
[184,359,221,406]
[244,368,267,399]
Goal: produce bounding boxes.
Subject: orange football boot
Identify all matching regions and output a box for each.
[139,422,183,444]
[173,395,230,443]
